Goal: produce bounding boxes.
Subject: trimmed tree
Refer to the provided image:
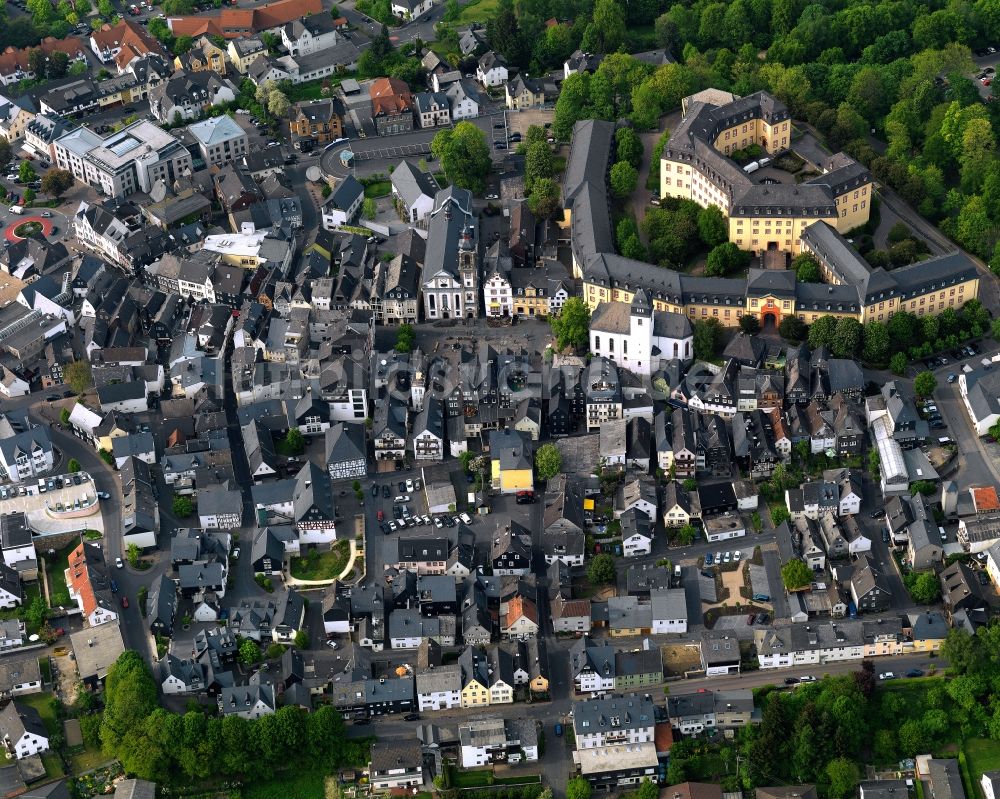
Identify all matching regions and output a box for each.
[781,558,812,590]
[535,443,562,481]
[914,370,937,398]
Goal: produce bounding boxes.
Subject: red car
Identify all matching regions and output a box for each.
[376,510,384,521]
[120,596,129,609]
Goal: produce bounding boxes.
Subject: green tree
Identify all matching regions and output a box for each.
[898,719,929,756]
[40,168,73,198]
[431,122,491,194]
[100,651,158,755]
[25,594,47,628]
[67,458,81,473]
[59,408,70,426]
[587,554,616,584]
[792,252,821,282]
[581,0,625,53]
[267,89,289,118]
[173,34,194,54]
[126,542,141,568]
[832,317,863,358]
[890,352,909,375]
[172,495,194,518]
[808,315,838,349]
[780,315,807,341]
[63,359,92,394]
[781,558,812,590]
[609,160,638,199]
[862,321,890,363]
[395,322,416,353]
[239,639,261,666]
[294,630,310,649]
[906,571,942,604]
[705,242,749,276]
[528,177,561,218]
[771,505,791,525]
[693,318,723,360]
[826,758,861,799]
[535,443,562,481]
[22,188,34,206]
[99,449,114,466]
[524,139,554,194]
[0,138,10,167]
[740,315,761,334]
[362,197,378,219]
[697,205,728,248]
[282,428,305,456]
[17,160,35,184]
[676,523,698,544]
[615,127,643,167]
[914,370,937,397]
[550,296,590,351]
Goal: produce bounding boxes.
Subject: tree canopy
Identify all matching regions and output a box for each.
[550,296,590,351]
[431,122,492,194]
[535,443,562,480]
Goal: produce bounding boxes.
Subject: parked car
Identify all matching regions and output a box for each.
[110,579,118,593]
[394,495,410,503]
[905,669,924,678]
[403,713,420,721]
[798,675,817,682]
[371,483,379,497]
[948,373,958,383]
[554,723,563,736]
[879,672,896,680]
[747,614,755,626]
[704,553,714,565]
[784,677,799,685]
[120,596,129,608]
[382,485,390,498]
[115,557,123,569]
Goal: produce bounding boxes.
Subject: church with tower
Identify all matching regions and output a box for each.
[588,289,694,376]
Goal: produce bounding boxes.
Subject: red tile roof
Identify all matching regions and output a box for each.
[972,486,1000,512]
[370,77,413,115]
[167,0,321,39]
[0,37,87,76]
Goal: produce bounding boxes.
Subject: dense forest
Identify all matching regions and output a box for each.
[480,0,1000,266]
[91,652,369,784]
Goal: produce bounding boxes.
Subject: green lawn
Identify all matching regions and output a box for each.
[284,72,356,103]
[45,541,78,608]
[0,583,39,623]
[363,180,391,198]
[69,745,111,774]
[18,693,60,736]
[289,541,351,581]
[41,753,64,779]
[242,768,328,799]
[453,0,500,23]
[965,738,1000,790]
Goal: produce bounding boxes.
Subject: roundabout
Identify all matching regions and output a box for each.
[5,215,54,242]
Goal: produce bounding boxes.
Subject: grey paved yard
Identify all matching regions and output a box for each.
[698,573,718,603]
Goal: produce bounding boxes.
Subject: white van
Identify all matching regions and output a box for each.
[938,436,954,445]
[9,205,23,215]
[938,526,947,541]
[743,161,760,174]
[758,156,771,167]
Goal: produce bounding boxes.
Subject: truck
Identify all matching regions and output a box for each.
[743,161,760,174]
[9,205,22,215]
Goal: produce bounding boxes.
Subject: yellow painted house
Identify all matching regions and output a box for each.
[489,428,533,495]
[906,611,949,652]
[459,648,491,708]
